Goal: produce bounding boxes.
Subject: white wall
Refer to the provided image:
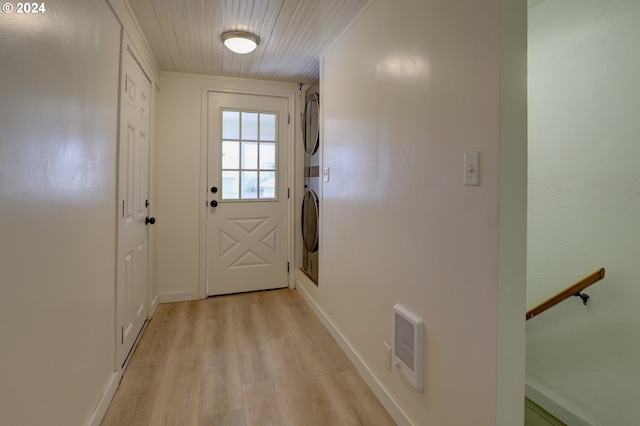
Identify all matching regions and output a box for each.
[0,1,120,424]
[527,1,640,424]
[296,0,527,424]
[155,73,298,301]
[0,0,159,423]
[155,74,203,300]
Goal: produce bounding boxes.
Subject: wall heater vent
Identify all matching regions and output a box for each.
[393,304,424,391]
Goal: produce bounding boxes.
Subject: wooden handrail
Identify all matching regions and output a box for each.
[526,268,605,321]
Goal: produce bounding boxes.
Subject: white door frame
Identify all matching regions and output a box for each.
[116,31,159,321]
[115,31,154,368]
[198,79,298,299]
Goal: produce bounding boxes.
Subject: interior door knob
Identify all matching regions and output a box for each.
[210,200,218,207]
[211,186,218,193]
[145,217,156,225]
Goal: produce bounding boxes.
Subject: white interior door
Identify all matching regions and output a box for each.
[116,41,151,366]
[207,92,289,296]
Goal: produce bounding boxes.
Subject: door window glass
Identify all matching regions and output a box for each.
[221,110,278,200]
[222,170,239,199]
[260,114,276,141]
[222,111,240,139]
[241,112,259,140]
[259,143,276,170]
[222,141,239,169]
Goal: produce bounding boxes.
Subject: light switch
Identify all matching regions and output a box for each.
[322,167,329,182]
[464,152,480,186]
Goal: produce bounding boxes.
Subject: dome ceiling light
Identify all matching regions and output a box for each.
[221,31,260,54]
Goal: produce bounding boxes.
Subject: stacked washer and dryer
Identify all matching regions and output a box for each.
[301,89,320,283]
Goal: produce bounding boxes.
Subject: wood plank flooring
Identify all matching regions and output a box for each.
[102,289,395,426]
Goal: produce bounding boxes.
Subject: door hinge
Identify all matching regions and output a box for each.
[287,262,290,273]
[121,326,124,344]
[288,113,290,124]
[122,200,125,218]
[145,199,150,208]
[124,74,128,92]
[287,188,290,198]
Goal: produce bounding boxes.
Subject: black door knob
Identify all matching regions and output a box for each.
[145,217,156,225]
[211,186,218,193]
[210,200,218,207]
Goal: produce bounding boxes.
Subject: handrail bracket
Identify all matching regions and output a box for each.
[573,292,590,306]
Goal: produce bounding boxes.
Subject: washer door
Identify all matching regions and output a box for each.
[301,190,319,253]
[304,92,319,155]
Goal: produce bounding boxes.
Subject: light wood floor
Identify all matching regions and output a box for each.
[102,289,395,426]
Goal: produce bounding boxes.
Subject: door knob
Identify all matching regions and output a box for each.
[145,217,156,225]
[211,186,218,193]
[210,200,218,207]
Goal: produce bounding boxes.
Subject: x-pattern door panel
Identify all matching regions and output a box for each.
[220,217,279,267]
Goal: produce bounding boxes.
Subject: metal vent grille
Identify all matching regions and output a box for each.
[393,304,424,391]
[395,313,415,371]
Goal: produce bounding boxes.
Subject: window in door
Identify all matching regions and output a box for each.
[220,110,278,201]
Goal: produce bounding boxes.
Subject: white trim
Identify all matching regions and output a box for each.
[295,279,414,426]
[88,370,121,426]
[162,71,298,89]
[115,31,154,367]
[122,0,161,74]
[149,294,159,316]
[198,87,209,300]
[198,77,298,297]
[123,29,153,85]
[104,0,160,79]
[525,377,599,426]
[158,290,200,304]
[293,84,308,274]
[89,318,150,426]
[286,88,296,289]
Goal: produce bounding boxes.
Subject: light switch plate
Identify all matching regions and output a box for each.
[464,152,480,186]
[322,167,329,182]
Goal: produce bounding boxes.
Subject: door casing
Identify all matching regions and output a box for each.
[115,32,153,368]
[206,92,289,295]
[198,81,298,299]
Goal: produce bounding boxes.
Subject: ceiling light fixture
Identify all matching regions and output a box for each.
[221,31,260,54]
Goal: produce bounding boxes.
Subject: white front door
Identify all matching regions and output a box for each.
[207,92,289,296]
[116,41,151,365]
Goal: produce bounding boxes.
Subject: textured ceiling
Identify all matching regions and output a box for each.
[129,0,369,84]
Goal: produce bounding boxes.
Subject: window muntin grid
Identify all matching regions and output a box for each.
[220,110,278,201]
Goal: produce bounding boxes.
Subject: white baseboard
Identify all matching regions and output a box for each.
[295,281,414,426]
[88,369,122,426]
[89,318,152,426]
[149,294,159,316]
[294,269,317,290]
[525,376,599,426]
[158,290,200,304]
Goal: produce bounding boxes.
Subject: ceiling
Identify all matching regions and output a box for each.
[129,0,369,84]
